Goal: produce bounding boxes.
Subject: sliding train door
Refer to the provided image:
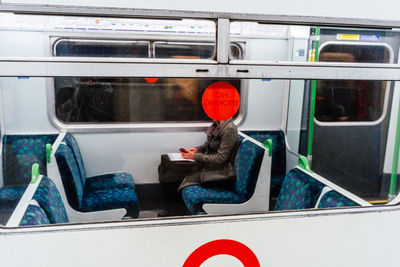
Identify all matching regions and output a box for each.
[311,28,399,198]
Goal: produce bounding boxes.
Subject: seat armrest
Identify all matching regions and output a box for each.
[203,148,271,215]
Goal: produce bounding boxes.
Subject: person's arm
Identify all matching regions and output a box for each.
[193,127,237,165]
[195,143,207,153]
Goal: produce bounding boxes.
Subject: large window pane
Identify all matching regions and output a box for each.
[54,78,241,123]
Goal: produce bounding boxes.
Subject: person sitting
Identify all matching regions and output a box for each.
[178,118,238,192]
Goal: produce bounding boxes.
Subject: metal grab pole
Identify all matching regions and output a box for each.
[307,27,320,165]
[389,96,400,200]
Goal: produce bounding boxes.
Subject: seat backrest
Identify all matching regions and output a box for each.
[55,144,85,210]
[31,176,69,224]
[19,203,51,226]
[234,140,264,202]
[317,190,359,208]
[275,168,325,211]
[63,134,86,182]
[241,131,286,197]
[3,135,57,185]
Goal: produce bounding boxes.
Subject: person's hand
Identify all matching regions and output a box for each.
[187,147,198,153]
[181,151,195,160]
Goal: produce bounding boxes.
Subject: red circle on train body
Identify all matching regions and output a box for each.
[202,82,240,121]
[183,239,260,267]
[144,78,159,83]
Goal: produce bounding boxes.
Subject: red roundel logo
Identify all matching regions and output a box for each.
[183,239,260,267]
[202,82,240,121]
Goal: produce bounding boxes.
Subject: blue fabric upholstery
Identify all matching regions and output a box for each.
[64,134,87,184]
[182,140,264,214]
[242,131,286,198]
[81,187,139,217]
[318,190,359,208]
[182,185,240,214]
[0,185,27,210]
[0,185,27,225]
[275,168,325,211]
[55,142,139,217]
[2,135,57,185]
[85,173,136,192]
[19,204,50,226]
[32,177,69,224]
[234,141,264,201]
[55,144,85,210]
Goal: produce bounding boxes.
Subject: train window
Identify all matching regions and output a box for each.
[315,43,392,123]
[54,78,241,123]
[3,76,400,227]
[52,37,244,125]
[154,42,214,59]
[153,42,243,60]
[54,39,151,58]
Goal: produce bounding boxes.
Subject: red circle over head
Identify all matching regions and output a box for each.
[144,78,159,83]
[183,239,260,267]
[202,82,240,121]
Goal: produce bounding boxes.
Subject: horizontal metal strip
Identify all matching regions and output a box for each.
[0,3,399,29]
[0,57,399,69]
[0,61,399,80]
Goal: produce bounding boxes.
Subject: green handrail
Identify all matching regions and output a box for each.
[389,95,400,197]
[298,155,312,173]
[31,163,39,184]
[307,27,320,159]
[46,143,52,163]
[263,139,272,157]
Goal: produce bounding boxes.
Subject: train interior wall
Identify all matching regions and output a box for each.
[0,29,289,185]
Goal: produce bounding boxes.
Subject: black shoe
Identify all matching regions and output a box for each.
[157,209,170,217]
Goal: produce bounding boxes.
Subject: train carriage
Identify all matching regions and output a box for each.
[0,1,400,266]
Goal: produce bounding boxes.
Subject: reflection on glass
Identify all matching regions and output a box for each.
[54,78,241,123]
[55,40,151,58]
[316,43,391,122]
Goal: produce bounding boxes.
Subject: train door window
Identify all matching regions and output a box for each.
[54,39,151,58]
[315,43,392,122]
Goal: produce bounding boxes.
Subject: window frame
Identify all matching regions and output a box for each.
[0,4,399,229]
[314,41,394,127]
[48,37,248,132]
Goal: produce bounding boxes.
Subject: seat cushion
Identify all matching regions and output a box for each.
[0,185,27,210]
[317,190,359,208]
[275,168,325,211]
[0,185,27,225]
[85,172,135,192]
[182,185,240,214]
[32,177,69,224]
[81,187,139,218]
[19,204,50,226]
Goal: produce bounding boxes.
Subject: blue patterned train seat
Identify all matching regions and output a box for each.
[0,185,27,225]
[63,134,135,190]
[2,135,57,186]
[19,177,69,226]
[242,131,286,198]
[275,168,325,211]
[182,140,264,214]
[19,204,50,226]
[317,190,359,208]
[55,144,139,218]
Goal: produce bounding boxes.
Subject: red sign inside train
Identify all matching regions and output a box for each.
[202,82,240,121]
